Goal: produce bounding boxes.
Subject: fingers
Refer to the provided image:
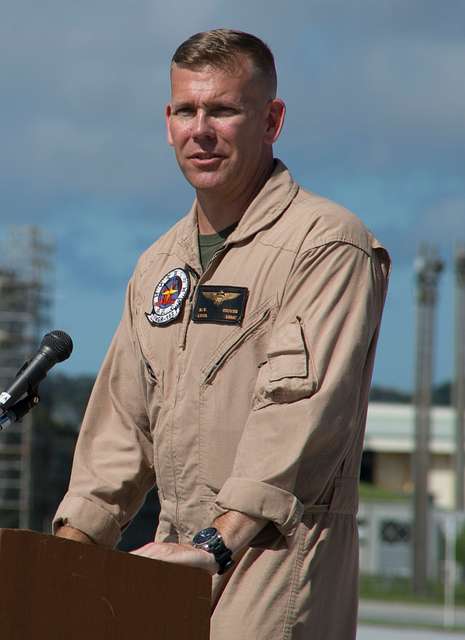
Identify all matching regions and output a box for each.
[130,542,217,574]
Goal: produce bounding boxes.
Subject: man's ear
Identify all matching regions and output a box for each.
[264,98,286,145]
[165,104,174,146]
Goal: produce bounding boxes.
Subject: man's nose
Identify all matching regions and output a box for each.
[192,111,215,140]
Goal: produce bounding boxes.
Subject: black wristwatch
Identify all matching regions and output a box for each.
[192,527,234,575]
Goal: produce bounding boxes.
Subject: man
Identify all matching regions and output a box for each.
[54,29,390,639]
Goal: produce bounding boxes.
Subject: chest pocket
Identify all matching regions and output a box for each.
[253,317,318,410]
[201,303,273,385]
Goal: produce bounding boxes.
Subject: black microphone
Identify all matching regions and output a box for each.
[0,330,73,413]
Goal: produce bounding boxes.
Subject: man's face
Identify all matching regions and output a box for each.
[166,58,284,198]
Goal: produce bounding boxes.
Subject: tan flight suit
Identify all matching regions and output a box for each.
[54,160,390,639]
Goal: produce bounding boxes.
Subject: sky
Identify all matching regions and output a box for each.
[0,1,464,391]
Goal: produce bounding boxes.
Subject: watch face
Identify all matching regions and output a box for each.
[193,527,217,546]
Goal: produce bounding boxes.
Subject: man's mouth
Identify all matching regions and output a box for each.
[189,152,223,160]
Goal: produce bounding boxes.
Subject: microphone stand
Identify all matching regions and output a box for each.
[0,359,41,430]
[0,370,40,431]
[0,389,40,431]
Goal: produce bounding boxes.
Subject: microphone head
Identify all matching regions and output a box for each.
[40,330,73,363]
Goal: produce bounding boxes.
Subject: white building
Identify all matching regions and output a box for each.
[363,402,459,509]
[359,402,464,578]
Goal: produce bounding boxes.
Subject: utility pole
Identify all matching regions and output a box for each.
[454,246,465,511]
[413,245,443,594]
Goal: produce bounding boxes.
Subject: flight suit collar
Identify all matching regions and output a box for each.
[175,208,201,273]
[175,159,299,270]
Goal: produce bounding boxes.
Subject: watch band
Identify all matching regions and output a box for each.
[192,527,234,575]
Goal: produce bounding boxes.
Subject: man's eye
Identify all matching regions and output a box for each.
[211,108,237,117]
[174,108,194,117]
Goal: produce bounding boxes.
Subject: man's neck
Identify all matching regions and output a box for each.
[196,160,274,234]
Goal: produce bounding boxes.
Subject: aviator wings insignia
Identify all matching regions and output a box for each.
[203,291,241,306]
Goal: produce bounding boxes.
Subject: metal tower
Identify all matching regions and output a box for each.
[0,226,53,528]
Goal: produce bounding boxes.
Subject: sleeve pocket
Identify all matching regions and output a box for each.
[252,318,318,410]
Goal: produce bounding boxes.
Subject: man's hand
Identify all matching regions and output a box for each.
[130,542,218,575]
[55,525,95,545]
[130,510,267,576]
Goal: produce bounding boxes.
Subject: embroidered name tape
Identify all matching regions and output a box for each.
[146,268,190,326]
[193,285,248,325]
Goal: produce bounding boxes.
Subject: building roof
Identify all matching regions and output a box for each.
[365,403,458,454]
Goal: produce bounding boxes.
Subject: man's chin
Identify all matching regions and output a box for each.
[183,169,229,193]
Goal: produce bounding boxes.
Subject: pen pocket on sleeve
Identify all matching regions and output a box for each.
[252,318,318,410]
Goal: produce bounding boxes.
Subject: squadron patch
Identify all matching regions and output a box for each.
[192,285,248,325]
[146,268,190,326]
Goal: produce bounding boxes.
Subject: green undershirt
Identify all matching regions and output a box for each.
[198,221,238,271]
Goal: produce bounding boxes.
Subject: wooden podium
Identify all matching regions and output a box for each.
[0,529,211,639]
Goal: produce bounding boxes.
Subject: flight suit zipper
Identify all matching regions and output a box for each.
[202,307,272,385]
[173,245,230,529]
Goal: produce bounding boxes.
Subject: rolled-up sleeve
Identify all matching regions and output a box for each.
[53,274,155,547]
[214,241,390,534]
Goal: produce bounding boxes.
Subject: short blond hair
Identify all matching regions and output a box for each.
[171,29,277,98]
